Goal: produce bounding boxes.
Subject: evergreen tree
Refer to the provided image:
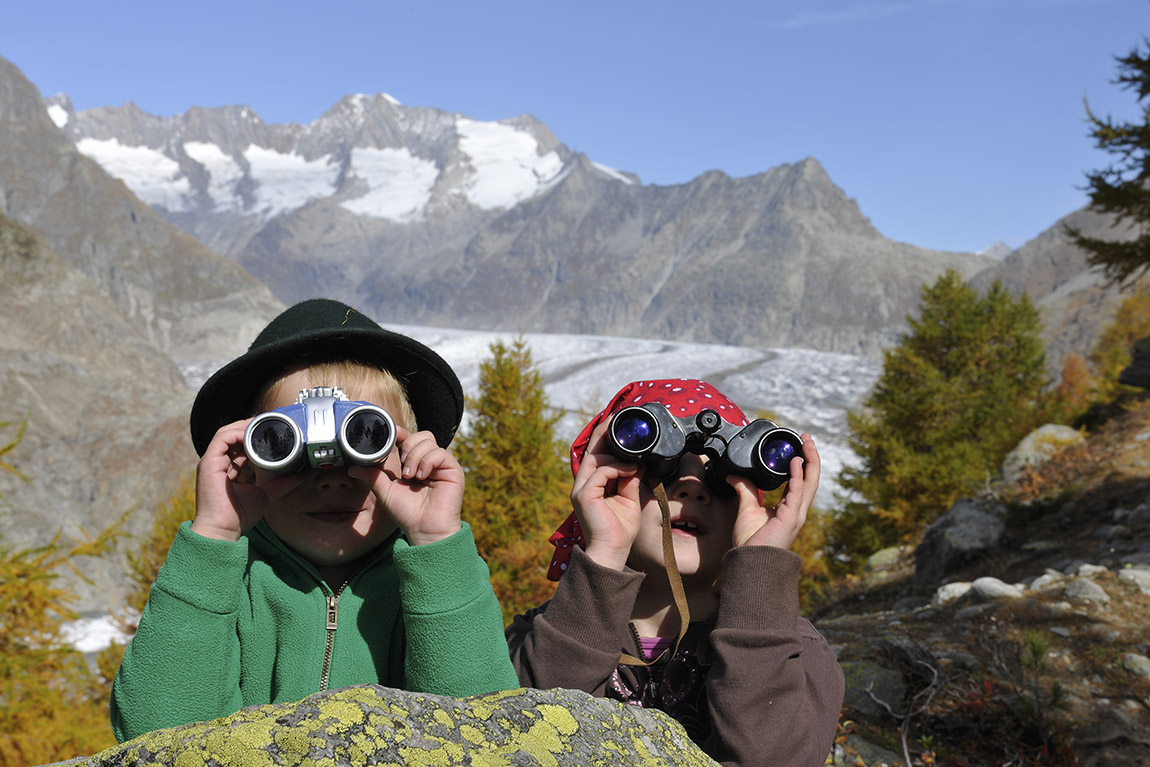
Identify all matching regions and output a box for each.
[830,270,1048,569]
[1067,38,1150,285]
[454,337,567,623]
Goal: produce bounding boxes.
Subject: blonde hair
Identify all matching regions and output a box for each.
[255,360,418,432]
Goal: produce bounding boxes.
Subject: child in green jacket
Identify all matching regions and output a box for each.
[110,298,519,742]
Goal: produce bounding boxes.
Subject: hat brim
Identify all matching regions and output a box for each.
[190,325,463,456]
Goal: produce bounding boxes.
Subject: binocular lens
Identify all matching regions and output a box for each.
[612,409,658,454]
[248,417,298,463]
[759,436,799,474]
[344,410,392,456]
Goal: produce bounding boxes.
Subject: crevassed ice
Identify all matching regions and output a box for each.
[340,147,438,221]
[456,118,564,210]
[75,138,190,210]
[183,141,244,212]
[244,145,339,218]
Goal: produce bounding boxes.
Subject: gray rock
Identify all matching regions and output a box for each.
[891,596,930,614]
[1027,569,1065,590]
[1127,504,1150,529]
[1064,578,1111,605]
[955,603,998,621]
[1117,568,1150,595]
[48,685,719,767]
[1001,424,1085,485]
[1121,653,1150,679]
[914,498,1008,590]
[840,661,907,721]
[1120,551,1150,567]
[865,546,906,574]
[971,577,1024,601]
[1095,524,1130,539]
[1118,336,1150,389]
[932,581,973,606]
[834,735,903,767]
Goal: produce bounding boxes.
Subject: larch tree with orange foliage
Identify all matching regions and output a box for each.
[0,418,125,765]
[453,338,568,624]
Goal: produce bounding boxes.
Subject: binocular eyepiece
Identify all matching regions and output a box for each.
[608,403,803,496]
[243,386,396,474]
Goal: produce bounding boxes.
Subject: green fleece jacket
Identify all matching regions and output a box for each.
[110,520,519,742]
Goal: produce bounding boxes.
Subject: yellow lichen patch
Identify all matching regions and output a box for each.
[458,724,487,746]
[172,750,209,767]
[536,705,578,737]
[630,732,656,764]
[314,699,366,732]
[470,752,514,767]
[432,708,455,730]
[273,726,312,758]
[201,722,277,766]
[397,742,454,766]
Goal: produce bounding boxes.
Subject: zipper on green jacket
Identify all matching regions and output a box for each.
[319,583,348,691]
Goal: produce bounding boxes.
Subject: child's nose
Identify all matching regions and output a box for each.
[672,455,712,504]
[312,468,355,491]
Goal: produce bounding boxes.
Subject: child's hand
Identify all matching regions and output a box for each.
[570,421,646,571]
[349,427,464,547]
[192,419,305,542]
[731,433,820,551]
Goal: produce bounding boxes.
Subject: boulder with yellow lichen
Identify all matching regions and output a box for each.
[47,685,718,767]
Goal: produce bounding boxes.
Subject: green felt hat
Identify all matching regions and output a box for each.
[189,299,464,455]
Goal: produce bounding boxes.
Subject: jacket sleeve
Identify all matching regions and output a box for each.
[109,521,248,742]
[505,545,644,694]
[703,546,845,767]
[392,522,521,696]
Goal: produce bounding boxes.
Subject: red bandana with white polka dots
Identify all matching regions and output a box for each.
[546,379,749,581]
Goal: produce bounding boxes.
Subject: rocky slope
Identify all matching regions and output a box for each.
[0,214,197,611]
[0,56,283,362]
[970,205,1136,376]
[817,398,1150,766]
[0,55,282,613]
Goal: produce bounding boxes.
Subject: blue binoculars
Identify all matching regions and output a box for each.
[243,386,396,474]
[607,403,804,495]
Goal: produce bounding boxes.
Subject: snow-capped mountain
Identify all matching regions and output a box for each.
[48,92,625,224]
[46,91,994,358]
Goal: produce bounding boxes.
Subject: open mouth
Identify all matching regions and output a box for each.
[669,518,705,537]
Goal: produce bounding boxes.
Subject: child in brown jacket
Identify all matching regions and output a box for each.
[506,379,844,767]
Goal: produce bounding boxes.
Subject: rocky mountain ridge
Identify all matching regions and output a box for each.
[47,87,999,357]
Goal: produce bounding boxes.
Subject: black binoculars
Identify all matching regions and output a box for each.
[607,403,804,496]
[243,386,396,474]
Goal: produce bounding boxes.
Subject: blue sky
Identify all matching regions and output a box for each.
[1,0,1145,253]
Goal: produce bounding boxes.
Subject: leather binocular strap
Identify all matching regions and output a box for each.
[618,479,691,667]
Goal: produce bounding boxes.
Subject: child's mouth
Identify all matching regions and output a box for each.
[669,518,705,537]
[309,510,359,524]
